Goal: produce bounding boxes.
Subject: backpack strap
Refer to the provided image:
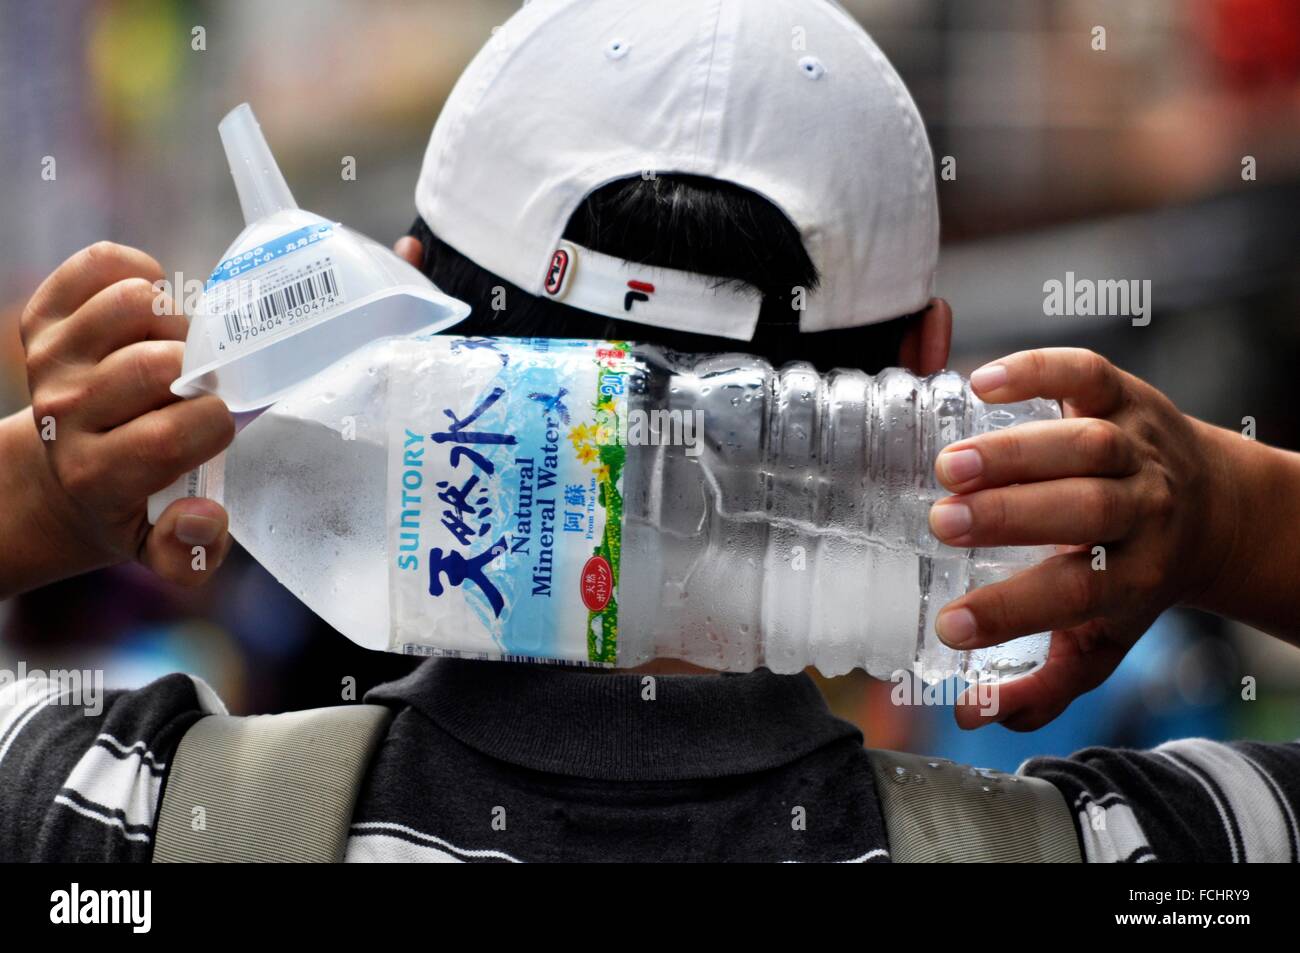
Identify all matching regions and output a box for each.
[866,748,1082,863]
[153,704,393,863]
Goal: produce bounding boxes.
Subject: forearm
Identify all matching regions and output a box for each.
[1186,417,1300,643]
[0,409,115,599]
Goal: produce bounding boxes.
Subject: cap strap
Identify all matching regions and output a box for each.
[540,240,761,341]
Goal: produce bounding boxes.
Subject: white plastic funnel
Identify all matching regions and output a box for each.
[169,104,470,412]
[148,104,470,525]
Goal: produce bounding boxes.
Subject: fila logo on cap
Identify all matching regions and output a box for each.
[544,242,654,313]
[624,280,654,311]
[533,239,762,340]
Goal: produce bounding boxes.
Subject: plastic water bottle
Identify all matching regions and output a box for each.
[620,348,1060,681]
[163,335,1059,681]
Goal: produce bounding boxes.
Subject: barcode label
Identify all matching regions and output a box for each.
[205,256,344,347]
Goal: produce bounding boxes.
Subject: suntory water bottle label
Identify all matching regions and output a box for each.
[386,336,632,665]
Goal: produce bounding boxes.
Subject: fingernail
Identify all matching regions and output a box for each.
[970,364,1007,392]
[176,514,222,546]
[937,447,983,484]
[936,607,978,647]
[929,501,972,540]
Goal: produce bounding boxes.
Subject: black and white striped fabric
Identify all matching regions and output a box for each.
[0,672,220,862]
[1021,739,1300,863]
[3,660,1298,862]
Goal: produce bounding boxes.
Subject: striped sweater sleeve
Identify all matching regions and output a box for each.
[0,672,225,861]
[1021,739,1300,863]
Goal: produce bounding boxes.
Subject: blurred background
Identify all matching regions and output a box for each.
[1,0,1298,769]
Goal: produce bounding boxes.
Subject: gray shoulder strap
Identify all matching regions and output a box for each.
[866,749,1082,863]
[153,704,393,863]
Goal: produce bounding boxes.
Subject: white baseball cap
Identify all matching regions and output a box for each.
[416,0,938,341]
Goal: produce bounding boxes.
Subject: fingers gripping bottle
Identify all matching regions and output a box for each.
[180,335,1060,682]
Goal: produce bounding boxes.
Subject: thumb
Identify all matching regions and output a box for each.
[142,498,233,587]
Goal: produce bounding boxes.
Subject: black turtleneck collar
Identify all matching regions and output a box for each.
[366,658,861,782]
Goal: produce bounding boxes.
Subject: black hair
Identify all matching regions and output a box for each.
[411,173,916,372]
